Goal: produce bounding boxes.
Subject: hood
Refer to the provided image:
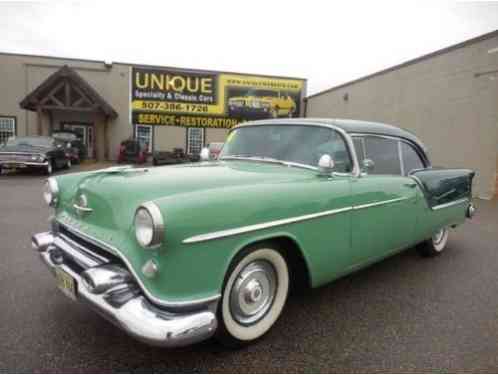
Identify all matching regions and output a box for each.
[63,161,315,231]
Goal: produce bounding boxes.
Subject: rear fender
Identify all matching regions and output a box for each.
[410,168,475,209]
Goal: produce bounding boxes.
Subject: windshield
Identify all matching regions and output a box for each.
[220,125,353,172]
[5,136,53,148]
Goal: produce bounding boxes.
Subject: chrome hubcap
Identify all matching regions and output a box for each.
[432,228,445,245]
[230,260,277,325]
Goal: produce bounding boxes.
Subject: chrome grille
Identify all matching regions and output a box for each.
[0,153,36,161]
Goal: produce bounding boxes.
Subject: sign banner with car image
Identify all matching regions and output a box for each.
[131,67,305,128]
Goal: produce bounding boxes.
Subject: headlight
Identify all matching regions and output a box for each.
[134,202,164,248]
[43,178,59,207]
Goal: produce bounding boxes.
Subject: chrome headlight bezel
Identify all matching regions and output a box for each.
[134,202,164,249]
[43,177,59,207]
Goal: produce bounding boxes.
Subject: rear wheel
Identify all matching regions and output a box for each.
[417,227,449,257]
[216,244,289,347]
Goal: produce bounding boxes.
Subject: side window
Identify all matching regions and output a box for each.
[364,137,401,175]
[401,142,425,175]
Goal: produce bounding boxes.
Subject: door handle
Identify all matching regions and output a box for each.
[404,182,417,188]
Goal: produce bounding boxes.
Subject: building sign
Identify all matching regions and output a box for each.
[131,67,305,128]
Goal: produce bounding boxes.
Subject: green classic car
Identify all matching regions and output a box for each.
[32,119,476,348]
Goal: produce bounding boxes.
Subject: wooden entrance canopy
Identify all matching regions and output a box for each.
[20,65,118,134]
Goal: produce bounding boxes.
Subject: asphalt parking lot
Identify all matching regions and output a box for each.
[1,168,498,373]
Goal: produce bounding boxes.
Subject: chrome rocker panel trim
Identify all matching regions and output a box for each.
[56,221,221,309]
[34,232,218,347]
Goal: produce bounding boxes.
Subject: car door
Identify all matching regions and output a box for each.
[349,135,422,267]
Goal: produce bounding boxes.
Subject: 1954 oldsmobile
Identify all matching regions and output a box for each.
[32,118,476,348]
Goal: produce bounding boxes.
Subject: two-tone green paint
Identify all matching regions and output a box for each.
[52,158,472,309]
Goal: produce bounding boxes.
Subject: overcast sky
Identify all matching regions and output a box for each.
[1,1,498,94]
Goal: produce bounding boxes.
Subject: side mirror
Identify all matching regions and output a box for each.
[361,159,375,174]
[318,154,335,176]
[200,147,210,161]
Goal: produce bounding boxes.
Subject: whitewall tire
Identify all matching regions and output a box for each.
[417,227,449,257]
[217,245,289,347]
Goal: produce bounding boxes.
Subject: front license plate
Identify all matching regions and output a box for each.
[55,268,77,301]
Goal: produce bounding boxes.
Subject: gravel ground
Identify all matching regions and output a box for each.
[1,167,497,373]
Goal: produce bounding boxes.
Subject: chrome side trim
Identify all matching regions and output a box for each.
[432,198,469,210]
[353,197,409,210]
[183,206,353,244]
[56,221,221,310]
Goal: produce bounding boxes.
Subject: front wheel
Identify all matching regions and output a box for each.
[216,245,289,347]
[416,227,449,257]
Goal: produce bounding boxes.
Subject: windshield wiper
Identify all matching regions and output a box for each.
[220,155,316,171]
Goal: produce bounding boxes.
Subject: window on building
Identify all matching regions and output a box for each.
[135,125,152,153]
[187,128,205,155]
[401,142,425,175]
[364,136,402,175]
[0,116,16,144]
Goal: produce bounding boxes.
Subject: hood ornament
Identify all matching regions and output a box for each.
[74,193,93,215]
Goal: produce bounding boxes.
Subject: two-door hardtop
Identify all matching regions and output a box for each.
[32,118,475,347]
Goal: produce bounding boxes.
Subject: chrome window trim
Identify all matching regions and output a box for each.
[183,206,354,244]
[225,121,361,177]
[56,221,221,309]
[398,140,405,176]
[432,198,469,210]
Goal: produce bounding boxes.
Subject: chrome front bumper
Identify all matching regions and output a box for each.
[32,231,218,347]
[0,160,48,167]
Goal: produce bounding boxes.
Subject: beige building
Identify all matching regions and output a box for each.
[0,53,305,162]
[305,30,498,199]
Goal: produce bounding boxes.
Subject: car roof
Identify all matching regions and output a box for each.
[238,118,428,153]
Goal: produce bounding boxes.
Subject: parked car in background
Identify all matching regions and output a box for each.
[33,119,475,349]
[152,148,191,166]
[0,136,70,175]
[118,139,147,164]
[52,130,87,162]
[207,142,224,159]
